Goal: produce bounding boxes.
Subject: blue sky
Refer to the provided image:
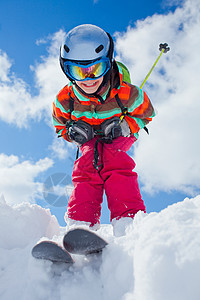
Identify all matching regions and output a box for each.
[0,0,169,82]
[1,0,200,226]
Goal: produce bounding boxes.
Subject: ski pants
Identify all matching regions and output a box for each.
[66,135,146,226]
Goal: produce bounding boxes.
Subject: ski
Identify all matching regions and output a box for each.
[31,240,74,264]
[63,228,108,255]
[32,229,108,264]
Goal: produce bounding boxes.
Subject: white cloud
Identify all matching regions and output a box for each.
[0,50,12,82]
[0,30,67,128]
[0,154,54,205]
[49,135,76,161]
[0,30,74,202]
[115,0,200,195]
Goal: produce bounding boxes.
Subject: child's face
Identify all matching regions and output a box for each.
[75,76,104,94]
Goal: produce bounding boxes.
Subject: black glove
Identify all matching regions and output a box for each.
[101,117,131,139]
[68,120,94,146]
[101,117,122,139]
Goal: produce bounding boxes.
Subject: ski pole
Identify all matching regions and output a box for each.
[140,43,170,89]
[119,43,170,122]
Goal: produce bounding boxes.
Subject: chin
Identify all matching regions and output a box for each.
[84,87,99,93]
[80,85,100,94]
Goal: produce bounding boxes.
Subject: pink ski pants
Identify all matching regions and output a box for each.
[67,135,146,226]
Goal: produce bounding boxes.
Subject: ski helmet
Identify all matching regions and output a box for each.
[60,24,114,82]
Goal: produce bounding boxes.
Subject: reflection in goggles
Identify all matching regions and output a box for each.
[65,60,110,81]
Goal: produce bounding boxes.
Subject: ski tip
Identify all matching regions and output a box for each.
[63,228,108,255]
[32,240,74,264]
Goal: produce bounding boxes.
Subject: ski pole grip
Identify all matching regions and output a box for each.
[159,43,170,53]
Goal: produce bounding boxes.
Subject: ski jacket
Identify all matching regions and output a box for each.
[53,61,155,141]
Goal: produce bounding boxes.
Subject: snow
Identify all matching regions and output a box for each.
[0,195,200,300]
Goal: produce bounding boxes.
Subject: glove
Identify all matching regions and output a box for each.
[101,117,131,139]
[68,120,94,146]
[120,118,131,137]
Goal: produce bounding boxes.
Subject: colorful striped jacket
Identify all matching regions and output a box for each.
[53,61,155,141]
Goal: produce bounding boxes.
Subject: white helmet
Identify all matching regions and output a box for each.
[60,24,114,81]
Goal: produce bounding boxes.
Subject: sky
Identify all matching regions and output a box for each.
[0,0,200,226]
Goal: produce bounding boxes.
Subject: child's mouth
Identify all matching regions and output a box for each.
[82,81,98,87]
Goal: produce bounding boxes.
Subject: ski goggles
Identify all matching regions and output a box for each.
[64,58,111,81]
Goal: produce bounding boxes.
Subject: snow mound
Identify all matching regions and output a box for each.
[0,196,200,300]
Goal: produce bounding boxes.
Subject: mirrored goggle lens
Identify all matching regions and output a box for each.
[65,61,109,81]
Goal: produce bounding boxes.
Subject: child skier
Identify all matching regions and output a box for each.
[53,24,155,234]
